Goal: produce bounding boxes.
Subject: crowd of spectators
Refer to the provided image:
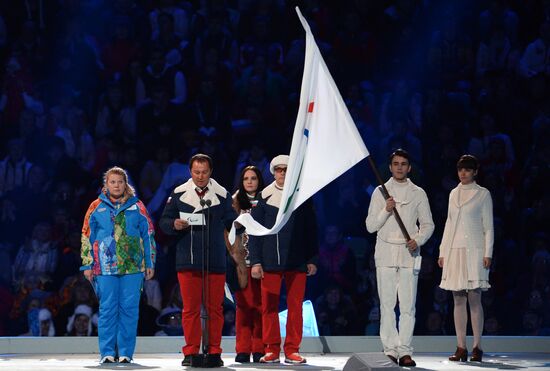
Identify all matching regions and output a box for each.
[0,0,548,337]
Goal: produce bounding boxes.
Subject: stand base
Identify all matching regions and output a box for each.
[186,354,224,368]
[343,353,400,371]
[190,354,204,367]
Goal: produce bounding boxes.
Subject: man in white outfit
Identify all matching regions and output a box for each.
[366,149,434,367]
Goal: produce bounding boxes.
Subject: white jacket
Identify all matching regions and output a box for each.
[366,178,434,267]
[439,182,494,282]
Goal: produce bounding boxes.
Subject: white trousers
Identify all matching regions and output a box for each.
[376,266,418,358]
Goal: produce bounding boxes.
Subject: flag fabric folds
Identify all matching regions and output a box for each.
[229,7,369,243]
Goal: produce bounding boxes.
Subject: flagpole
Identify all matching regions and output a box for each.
[367,156,412,241]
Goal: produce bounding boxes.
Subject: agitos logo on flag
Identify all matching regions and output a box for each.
[229,7,369,243]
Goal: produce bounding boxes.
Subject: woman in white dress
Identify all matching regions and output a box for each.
[438,155,494,363]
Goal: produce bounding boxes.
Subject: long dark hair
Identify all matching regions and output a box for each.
[235,165,264,211]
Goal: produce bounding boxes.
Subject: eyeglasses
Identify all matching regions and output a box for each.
[274,167,287,173]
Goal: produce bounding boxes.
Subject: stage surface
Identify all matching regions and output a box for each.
[1,352,550,371]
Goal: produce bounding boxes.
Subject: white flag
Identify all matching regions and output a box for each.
[229,7,369,243]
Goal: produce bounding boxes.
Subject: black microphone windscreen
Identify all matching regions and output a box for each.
[200,199,206,206]
[205,199,212,206]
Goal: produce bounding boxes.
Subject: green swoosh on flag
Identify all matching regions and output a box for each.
[283,158,304,213]
[283,129,309,213]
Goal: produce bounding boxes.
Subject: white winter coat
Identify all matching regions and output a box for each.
[366,178,434,268]
[439,183,494,283]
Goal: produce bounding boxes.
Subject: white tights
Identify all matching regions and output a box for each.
[452,289,483,349]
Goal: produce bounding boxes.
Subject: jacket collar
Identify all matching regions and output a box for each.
[174,178,228,212]
[452,182,481,207]
[384,177,414,205]
[99,193,138,211]
[261,181,283,208]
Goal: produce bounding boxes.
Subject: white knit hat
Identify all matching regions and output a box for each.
[38,308,52,322]
[270,155,289,174]
[38,308,55,336]
[66,304,93,335]
[74,304,93,318]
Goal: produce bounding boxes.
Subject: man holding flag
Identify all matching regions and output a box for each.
[366,149,434,367]
[248,154,318,364]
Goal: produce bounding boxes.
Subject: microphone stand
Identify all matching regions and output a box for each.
[205,200,211,356]
[199,198,212,365]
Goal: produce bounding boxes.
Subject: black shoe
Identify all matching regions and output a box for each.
[182,354,204,367]
[204,353,224,368]
[182,355,192,366]
[252,352,264,363]
[399,355,416,367]
[387,355,398,364]
[235,353,250,363]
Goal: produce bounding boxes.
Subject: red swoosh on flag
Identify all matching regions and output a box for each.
[308,102,314,112]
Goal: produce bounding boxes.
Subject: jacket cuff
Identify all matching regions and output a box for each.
[307,255,319,266]
[378,207,392,222]
[250,258,261,266]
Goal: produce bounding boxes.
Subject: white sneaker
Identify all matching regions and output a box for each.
[100,356,116,364]
[118,356,132,363]
[285,353,307,364]
[259,352,280,363]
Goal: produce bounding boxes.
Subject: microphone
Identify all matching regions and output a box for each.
[205,199,212,207]
[200,199,207,207]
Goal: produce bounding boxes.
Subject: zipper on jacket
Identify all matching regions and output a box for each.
[190,226,194,264]
[276,233,280,265]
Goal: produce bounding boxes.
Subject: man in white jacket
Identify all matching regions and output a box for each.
[366,149,434,367]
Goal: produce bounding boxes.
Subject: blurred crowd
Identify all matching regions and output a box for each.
[0,0,549,337]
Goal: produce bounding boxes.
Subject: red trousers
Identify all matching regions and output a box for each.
[261,271,306,355]
[177,270,225,355]
[235,267,263,354]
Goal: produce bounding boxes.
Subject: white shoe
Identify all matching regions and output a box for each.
[285,353,307,364]
[259,352,280,363]
[118,356,132,363]
[100,356,116,364]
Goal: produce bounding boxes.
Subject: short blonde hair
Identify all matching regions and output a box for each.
[102,166,136,202]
